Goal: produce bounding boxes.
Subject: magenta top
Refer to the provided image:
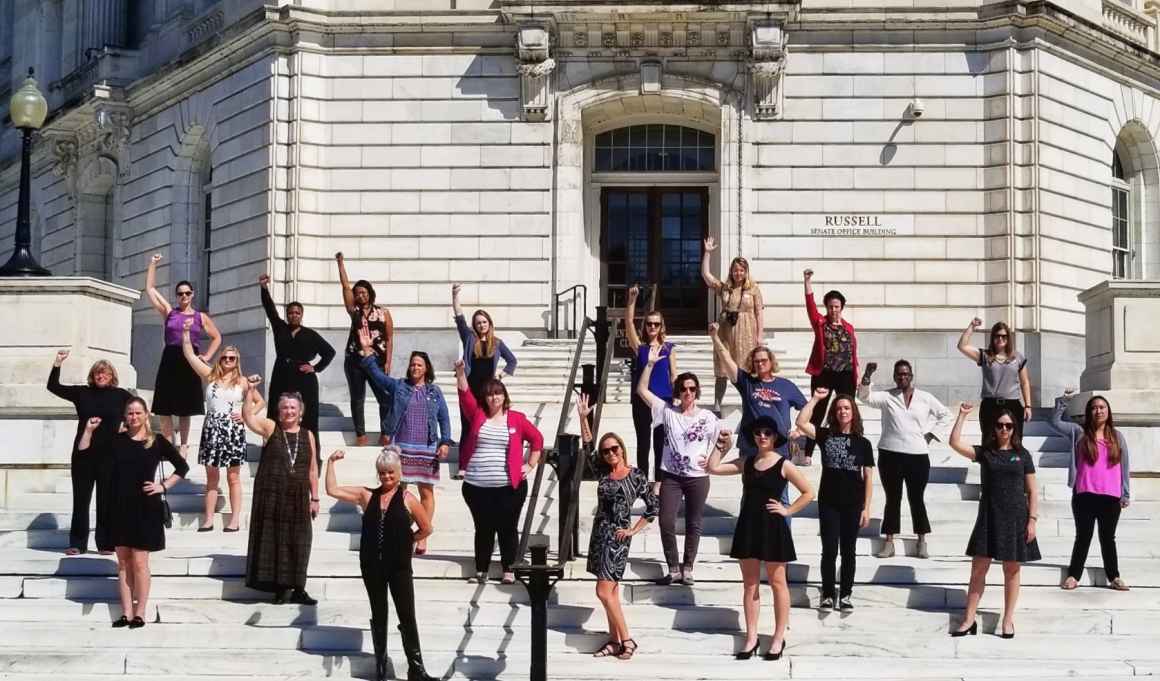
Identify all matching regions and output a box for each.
[1074,440,1122,498]
[164,308,204,349]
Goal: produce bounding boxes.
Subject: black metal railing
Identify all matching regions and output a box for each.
[551,284,587,339]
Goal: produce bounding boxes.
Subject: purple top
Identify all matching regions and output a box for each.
[164,308,204,349]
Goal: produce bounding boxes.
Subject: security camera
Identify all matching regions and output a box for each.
[908,99,925,118]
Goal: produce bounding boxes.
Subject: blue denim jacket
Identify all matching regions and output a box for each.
[360,355,453,447]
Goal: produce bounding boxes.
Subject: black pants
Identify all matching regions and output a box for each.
[631,397,665,481]
[979,397,1024,444]
[1068,492,1121,581]
[878,450,931,536]
[344,354,391,438]
[658,472,711,571]
[461,481,528,573]
[70,451,113,552]
[362,565,424,671]
[819,503,861,599]
[806,369,856,456]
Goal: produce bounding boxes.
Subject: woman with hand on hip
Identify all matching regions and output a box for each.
[181,319,248,532]
[796,387,874,611]
[948,402,1040,638]
[1049,390,1131,591]
[706,415,814,661]
[325,447,436,681]
[454,359,544,584]
[637,345,720,586]
[624,284,677,481]
[47,350,132,555]
[958,317,1032,441]
[143,253,222,457]
[242,377,320,605]
[576,394,659,661]
[337,252,394,446]
[81,399,189,628]
[701,237,763,415]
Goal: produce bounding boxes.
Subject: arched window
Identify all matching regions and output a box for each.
[1111,147,1131,279]
[594,124,715,172]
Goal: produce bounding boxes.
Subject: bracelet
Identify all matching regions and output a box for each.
[1029,515,1038,520]
[310,497,320,502]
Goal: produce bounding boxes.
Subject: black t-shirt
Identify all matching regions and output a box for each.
[816,427,875,507]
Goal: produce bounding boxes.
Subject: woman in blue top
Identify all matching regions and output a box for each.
[451,284,518,447]
[625,285,678,482]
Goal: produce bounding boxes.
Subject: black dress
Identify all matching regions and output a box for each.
[729,457,797,562]
[261,287,335,440]
[586,468,659,581]
[966,446,1041,562]
[246,427,314,592]
[107,434,189,551]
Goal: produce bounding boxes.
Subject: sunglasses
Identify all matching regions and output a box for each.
[645,321,662,328]
[176,291,193,297]
[752,428,776,438]
[221,356,238,363]
[995,422,1015,431]
[678,385,697,394]
[599,444,622,456]
[993,333,1008,339]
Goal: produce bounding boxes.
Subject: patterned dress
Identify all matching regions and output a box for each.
[198,382,247,468]
[246,426,314,592]
[714,286,762,378]
[398,388,439,485]
[586,467,659,581]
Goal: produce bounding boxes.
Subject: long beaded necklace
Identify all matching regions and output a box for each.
[280,428,299,468]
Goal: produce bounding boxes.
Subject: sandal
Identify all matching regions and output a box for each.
[1060,576,1079,591]
[1110,577,1130,591]
[501,572,516,585]
[64,547,81,556]
[592,640,621,658]
[616,638,638,660]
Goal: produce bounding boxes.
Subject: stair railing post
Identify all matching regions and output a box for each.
[513,534,563,681]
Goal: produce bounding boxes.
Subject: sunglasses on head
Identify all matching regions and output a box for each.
[599,444,621,456]
[995,422,1015,431]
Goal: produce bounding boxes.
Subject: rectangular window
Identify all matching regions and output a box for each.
[1112,184,1130,279]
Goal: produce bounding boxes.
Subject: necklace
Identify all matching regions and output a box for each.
[281,428,299,467]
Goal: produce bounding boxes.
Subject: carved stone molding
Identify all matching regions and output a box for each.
[517,26,554,121]
[748,22,786,120]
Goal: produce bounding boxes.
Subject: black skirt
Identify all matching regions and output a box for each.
[153,345,205,416]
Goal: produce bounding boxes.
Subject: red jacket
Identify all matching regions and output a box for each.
[458,388,545,489]
[804,292,859,384]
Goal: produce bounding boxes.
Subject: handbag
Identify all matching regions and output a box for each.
[157,459,173,529]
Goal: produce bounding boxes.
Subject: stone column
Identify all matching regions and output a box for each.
[81,0,127,53]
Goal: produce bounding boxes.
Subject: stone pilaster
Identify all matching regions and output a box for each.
[517,25,554,122]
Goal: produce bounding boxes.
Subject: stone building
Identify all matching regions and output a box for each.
[2,0,1159,404]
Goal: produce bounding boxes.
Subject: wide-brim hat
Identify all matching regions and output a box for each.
[749,415,788,449]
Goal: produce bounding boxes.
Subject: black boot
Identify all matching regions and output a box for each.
[398,621,437,681]
[370,618,388,681]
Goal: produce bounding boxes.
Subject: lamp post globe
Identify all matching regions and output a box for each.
[0,68,50,276]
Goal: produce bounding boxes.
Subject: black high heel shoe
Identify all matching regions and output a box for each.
[735,641,759,660]
[950,621,977,637]
[1000,625,1015,639]
[763,639,787,661]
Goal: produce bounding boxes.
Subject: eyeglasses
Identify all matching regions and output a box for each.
[599,444,622,456]
[993,333,1008,339]
[752,428,775,438]
[176,291,193,297]
[995,422,1015,431]
[678,385,697,394]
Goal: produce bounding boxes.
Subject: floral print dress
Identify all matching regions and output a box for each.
[587,467,659,581]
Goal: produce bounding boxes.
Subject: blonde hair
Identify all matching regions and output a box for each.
[87,360,120,388]
[209,346,246,388]
[748,345,779,375]
[125,397,156,448]
[723,257,756,293]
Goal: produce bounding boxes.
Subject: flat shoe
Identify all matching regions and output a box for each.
[501,572,516,585]
[64,548,82,556]
[128,616,146,629]
[1110,577,1130,591]
[223,527,239,533]
[1061,577,1079,590]
[197,525,214,533]
[111,616,129,628]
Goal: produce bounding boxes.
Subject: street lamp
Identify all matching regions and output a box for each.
[0,68,50,276]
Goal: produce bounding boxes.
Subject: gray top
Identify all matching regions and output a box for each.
[977,351,1026,400]
[1047,397,1131,500]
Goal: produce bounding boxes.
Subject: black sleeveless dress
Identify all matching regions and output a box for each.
[361,485,414,578]
[729,456,796,562]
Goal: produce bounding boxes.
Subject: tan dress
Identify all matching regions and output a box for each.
[714,285,762,378]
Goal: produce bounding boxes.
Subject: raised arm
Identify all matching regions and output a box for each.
[576,392,594,445]
[181,319,213,380]
[667,346,679,387]
[324,450,371,508]
[199,312,222,361]
[700,237,722,290]
[336,252,354,312]
[855,362,886,407]
[1047,389,1082,438]
[357,327,399,397]
[47,351,82,403]
[259,274,284,329]
[451,283,464,318]
[795,386,829,440]
[802,269,823,326]
[381,307,394,375]
[705,429,744,476]
[635,344,668,410]
[957,317,982,362]
[948,402,977,460]
[242,376,275,438]
[708,323,739,382]
[144,253,172,317]
[77,417,101,452]
[624,285,643,352]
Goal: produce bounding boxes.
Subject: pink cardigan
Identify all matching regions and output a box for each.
[804,291,860,384]
[458,388,545,489]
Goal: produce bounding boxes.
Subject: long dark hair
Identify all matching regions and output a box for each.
[1081,396,1121,466]
[825,393,863,437]
[407,351,435,385]
[353,279,377,306]
[985,406,1023,450]
[480,378,511,415]
[986,321,1015,358]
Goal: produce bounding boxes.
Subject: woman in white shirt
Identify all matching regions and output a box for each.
[637,344,721,586]
[857,360,951,559]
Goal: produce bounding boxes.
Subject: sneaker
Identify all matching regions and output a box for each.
[875,541,895,559]
[915,537,930,559]
[819,596,835,610]
[839,596,854,611]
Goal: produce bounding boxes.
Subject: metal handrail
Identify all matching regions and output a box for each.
[556,323,616,565]
[551,284,587,339]
[514,316,593,564]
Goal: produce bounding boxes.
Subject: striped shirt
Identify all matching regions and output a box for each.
[465,421,510,488]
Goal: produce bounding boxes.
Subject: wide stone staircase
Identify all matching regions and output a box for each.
[0,333,1157,680]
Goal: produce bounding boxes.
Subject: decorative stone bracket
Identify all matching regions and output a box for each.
[517,26,555,122]
[43,86,133,194]
[748,22,785,120]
